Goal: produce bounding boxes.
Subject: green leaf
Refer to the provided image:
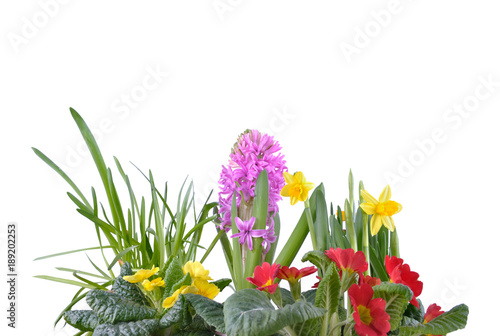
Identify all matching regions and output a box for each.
[163,257,185,299]
[210,278,232,292]
[170,272,192,297]
[63,310,100,332]
[301,250,331,275]
[314,190,329,252]
[86,290,157,323]
[174,331,215,336]
[223,288,326,336]
[372,283,413,331]
[107,245,139,270]
[301,289,316,305]
[92,319,159,336]
[34,275,101,289]
[314,263,341,329]
[398,304,469,336]
[34,246,112,261]
[111,262,149,306]
[184,293,225,333]
[159,295,192,329]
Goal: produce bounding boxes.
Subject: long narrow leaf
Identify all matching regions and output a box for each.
[34,246,112,261]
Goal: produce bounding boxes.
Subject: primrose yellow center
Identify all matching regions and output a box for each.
[375,201,400,216]
[357,305,373,326]
[264,279,273,287]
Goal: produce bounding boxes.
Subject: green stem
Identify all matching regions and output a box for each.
[304,199,318,250]
[390,227,400,258]
[344,199,357,252]
[362,212,370,276]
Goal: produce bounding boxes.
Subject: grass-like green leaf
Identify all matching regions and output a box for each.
[34,246,112,261]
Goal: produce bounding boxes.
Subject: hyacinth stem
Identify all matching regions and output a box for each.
[304,199,318,251]
[230,193,243,291]
[244,170,269,287]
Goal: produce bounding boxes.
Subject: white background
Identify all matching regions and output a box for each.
[1,1,499,335]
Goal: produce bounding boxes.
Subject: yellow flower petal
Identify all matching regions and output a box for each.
[192,279,220,300]
[123,266,159,283]
[379,185,391,203]
[162,285,198,309]
[294,171,306,184]
[280,184,291,197]
[370,214,383,236]
[361,190,378,205]
[359,203,376,215]
[183,261,212,281]
[303,182,315,191]
[283,171,295,185]
[381,215,395,232]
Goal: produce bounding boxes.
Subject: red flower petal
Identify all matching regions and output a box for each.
[385,256,423,308]
[325,248,368,276]
[424,303,444,324]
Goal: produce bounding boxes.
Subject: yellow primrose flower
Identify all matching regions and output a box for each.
[192,279,220,300]
[162,285,198,309]
[183,261,212,281]
[280,171,315,205]
[123,266,159,283]
[359,185,402,236]
[142,277,165,291]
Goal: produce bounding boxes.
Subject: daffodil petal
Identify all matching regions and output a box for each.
[294,171,306,184]
[283,172,295,185]
[303,182,315,191]
[290,195,299,205]
[370,214,382,236]
[280,184,291,197]
[382,215,395,232]
[393,202,403,214]
[379,185,391,203]
[361,190,378,205]
[359,203,376,215]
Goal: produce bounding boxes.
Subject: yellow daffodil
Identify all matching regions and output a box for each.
[162,285,198,309]
[192,279,220,300]
[359,185,402,236]
[123,266,159,283]
[142,277,165,291]
[183,261,212,281]
[280,171,315,205]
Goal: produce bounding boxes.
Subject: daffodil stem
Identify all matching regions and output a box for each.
[304,199,318,251]
[362,212,370,276]
[390,227,400,258]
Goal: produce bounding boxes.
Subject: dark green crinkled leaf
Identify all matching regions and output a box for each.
[223,289,326,336]
[159,295,192,329]
[63,310,100,331]
[301,289,316,305]
[86,290,157,323]
[169,272,192,297]
[403,298,425,323]
[112,262,150,306]
[210,278,232,292]
[163,258,185,300]
[92,318,158,336]
[301,250,331,274]
[280,287,295,307]
[315,263,341,321]
[372,283,412,331]
[175,330,215,336]
[184,293,225,333]
[398,304,469,336]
